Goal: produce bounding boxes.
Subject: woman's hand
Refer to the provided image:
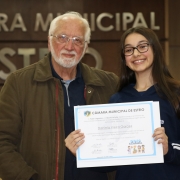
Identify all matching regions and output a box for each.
[65,129,85,156]
[152,127,168,155]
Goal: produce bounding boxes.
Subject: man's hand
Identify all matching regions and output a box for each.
[65,129,85,156]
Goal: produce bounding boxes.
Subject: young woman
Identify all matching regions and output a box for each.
[65,26,180,180]
[107,26,180,180]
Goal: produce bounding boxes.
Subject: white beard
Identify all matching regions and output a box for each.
[50,41,86,68]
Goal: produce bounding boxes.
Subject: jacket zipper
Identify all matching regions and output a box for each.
[55,82,60,180]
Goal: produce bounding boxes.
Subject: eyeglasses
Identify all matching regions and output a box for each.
[50,34,86,47]
[123,43,150,56]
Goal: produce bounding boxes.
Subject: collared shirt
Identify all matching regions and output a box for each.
[51,62,86,137]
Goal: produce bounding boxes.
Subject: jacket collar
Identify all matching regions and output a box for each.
[34,53,105,87]
[34,53,53,82]
[79,62,105,86]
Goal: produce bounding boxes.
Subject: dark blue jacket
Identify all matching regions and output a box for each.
[109,84,180,180]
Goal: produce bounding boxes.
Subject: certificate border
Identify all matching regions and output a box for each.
[74,101,158,162]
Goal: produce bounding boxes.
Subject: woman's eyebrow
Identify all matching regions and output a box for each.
[124,40,148,47]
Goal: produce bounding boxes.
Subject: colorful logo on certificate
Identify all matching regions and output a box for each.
[84,111,91,117]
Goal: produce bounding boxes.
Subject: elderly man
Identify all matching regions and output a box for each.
[0,12,119,180]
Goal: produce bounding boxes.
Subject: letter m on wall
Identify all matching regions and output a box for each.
[34,13,53,31]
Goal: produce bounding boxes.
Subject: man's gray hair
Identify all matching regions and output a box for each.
[49,11,91,43]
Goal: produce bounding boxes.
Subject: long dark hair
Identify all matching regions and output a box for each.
[119,26,180,118]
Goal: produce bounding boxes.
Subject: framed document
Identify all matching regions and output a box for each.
[74,101,163,168]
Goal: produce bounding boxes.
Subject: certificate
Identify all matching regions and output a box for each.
[74,101,164,168]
